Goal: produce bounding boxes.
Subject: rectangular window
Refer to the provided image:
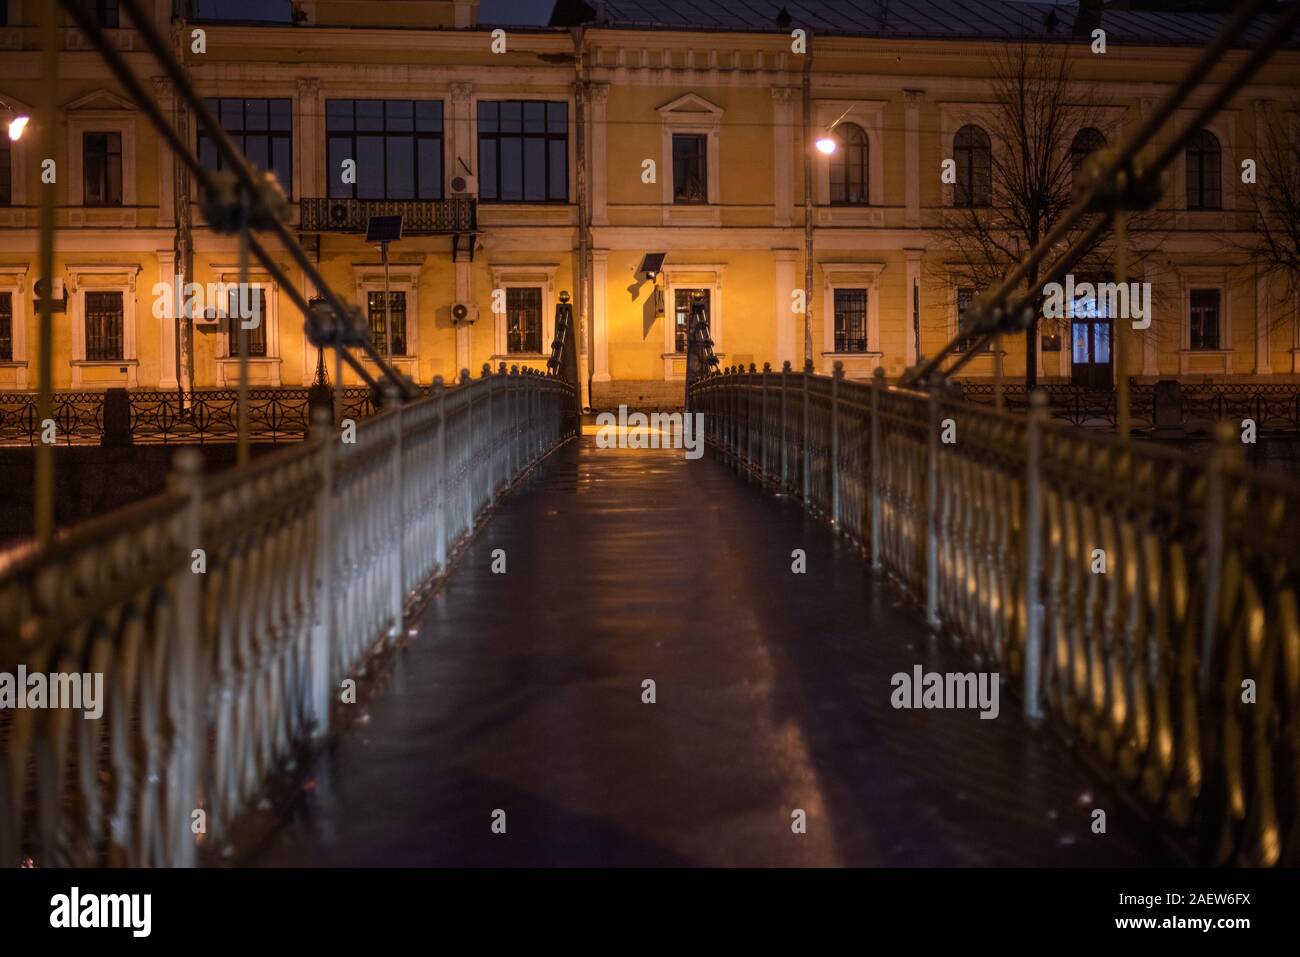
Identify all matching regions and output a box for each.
[83,132,122,206]
[953,286,990,353]
[672,133,707,204]
[0,292,11,361]
[0,138,11,205]
[477,101,567,203]
[80,0,119,27]
[327,100,443,200]
[833,289,868,353]
[199,98,294,197]
[84,291,124,360]
[367,290,408,356]
[226,287,267,358]
[505,287,543,354]
[1190,289,1221,350]
[674,288,710,354]
[192,0,293,21]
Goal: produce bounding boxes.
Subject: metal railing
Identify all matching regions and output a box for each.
[960,382,1300,433]
[0,388,401,446]
[298,197,476,234]
[689,362,1300,867]
[0,366,577,866]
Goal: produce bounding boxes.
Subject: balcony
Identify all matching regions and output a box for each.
[299,197,476,234]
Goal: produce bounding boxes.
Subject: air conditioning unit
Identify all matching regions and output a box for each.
[451,302,477,324]
[449,173,477,197]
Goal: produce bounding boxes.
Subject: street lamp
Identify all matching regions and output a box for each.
[815,135,837,155]
[8,115,29,141]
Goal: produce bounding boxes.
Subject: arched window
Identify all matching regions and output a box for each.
[1185,129,1222,209]
[953,124,991,207]
[830,123,869,204]
[1070,127,1107,192]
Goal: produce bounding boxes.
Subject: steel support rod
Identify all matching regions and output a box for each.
[34,0,57,544]
[59,0,412,398]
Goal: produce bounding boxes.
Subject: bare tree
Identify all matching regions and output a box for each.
[1239,101,1300,297]
[932,43,1154,386]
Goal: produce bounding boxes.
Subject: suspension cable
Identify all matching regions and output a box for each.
[58,0,412,399]
[905,0,1299,387]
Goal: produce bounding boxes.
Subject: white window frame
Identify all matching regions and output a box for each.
[0,90,32,218]
[821,263,885,362]
[662,262,725,380]
[471,93,577,208]
[209,264,282,386]
[937,103,1001,209]
[1179,267,1232,373]
[67,263,141,388]
[814,100,886,208]
[0,264,28,387]
[489,263,557,361]
[65,90,138,225]
[1173,108,1237,213]
[658,93,723,225]
[945,273,1001,372]
[354,264,420,379]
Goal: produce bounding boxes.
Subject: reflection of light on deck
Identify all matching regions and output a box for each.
[580,423,677,439]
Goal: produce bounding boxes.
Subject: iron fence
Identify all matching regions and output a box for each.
[0,366,577,866]
[0,387,413,446]
[689,361,1300,867]
[960,381,1300,432]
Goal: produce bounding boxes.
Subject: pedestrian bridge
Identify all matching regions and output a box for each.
[1,364,1296,867]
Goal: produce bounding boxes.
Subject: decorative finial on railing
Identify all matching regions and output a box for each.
[559,290,571,304]
[832,360,845,378]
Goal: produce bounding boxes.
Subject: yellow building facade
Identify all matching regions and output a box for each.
[0,0,1296,408]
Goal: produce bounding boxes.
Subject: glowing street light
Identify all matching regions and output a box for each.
[7,114,28,141]
[815,135,837,155]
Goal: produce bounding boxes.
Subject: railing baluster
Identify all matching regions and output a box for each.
[1023,390,1048,721]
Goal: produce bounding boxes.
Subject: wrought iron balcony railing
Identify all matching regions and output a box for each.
[298,197,476,234]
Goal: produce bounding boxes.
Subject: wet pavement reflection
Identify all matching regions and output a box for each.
[252,438,1175,867]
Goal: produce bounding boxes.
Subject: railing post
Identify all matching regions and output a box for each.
[383,381,404,640]
[781,361,790,489]
[308,405,335,738]
[166,447,205,867]
[925,387,941,629]
[1023,389,1048,720]
[745,363,754,468]
[485,363,496,502]
[831,361,843,527]
[802,359,812,507]
[433,376,447,573]
[761,362,771,480]
[870,367,884,570]
[462,368,474,534]
[1198,421,1240,694]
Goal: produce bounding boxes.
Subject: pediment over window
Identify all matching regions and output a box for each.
[63,89,136,113]
[657,93,724,118]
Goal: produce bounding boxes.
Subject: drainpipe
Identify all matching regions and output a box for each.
[802,32,815,369]
[172,11,195,408]
[572,26,592,411]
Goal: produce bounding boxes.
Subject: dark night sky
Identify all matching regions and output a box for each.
[193,0,557,25]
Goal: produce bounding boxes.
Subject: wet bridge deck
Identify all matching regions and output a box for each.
[252,437,1175,867]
